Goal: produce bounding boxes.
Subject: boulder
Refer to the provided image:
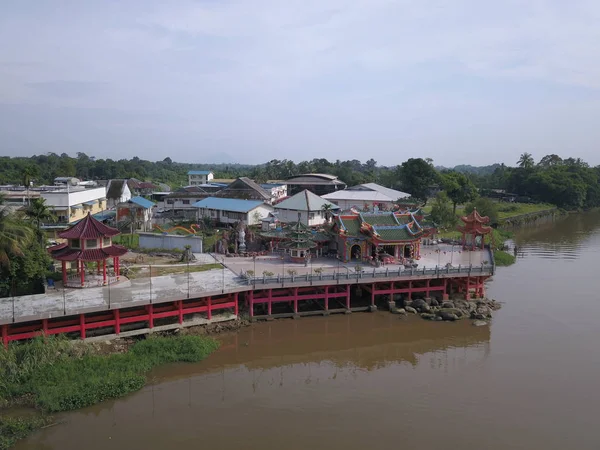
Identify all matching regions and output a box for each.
[441,301,455,309]
[454,300,469,309]
[412,299,428,311]
[476,306,491,317]
[438,308,465,318]
[430,298,440,307]
[472,320,488,327]
[405,306,418,314]
[435,316,443,321]
[474,313,487,320]
[420,313,436,320]
[395,308,406,315]
[439,311,459,321]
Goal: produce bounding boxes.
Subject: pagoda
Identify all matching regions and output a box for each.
[48,213,128,287]
[457,208,492,250]
[283,219,317,262]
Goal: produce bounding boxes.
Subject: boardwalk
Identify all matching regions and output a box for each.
[1,244,493,326]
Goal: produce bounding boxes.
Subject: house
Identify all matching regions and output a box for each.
[117,196,156,232]
[127,178,157,196]
[193,197,273,226]
[41,186,107,225]
[322,183,410,211]
[105,179,132,208]
[214,177,271,203]
[162,186,212,218]
[284,173,347,196]
[274,189,339,227]
[260,183,288,202]
[188,170,214,186]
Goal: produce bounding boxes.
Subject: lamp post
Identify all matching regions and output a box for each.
[253,255,256,288]
[282,252,285,287]
[221,257,225,294]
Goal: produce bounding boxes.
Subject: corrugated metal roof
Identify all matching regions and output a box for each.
[192,197,268,213]
[274,190,340,211]
[188,170,212,175]
[128,196,155,209]
[323,183,410,202]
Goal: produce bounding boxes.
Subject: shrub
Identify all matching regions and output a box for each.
[0,415,52,450]
[494,250,516,266]
[262,271,274,277]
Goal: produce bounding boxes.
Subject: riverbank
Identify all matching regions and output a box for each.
[0,335,220,449]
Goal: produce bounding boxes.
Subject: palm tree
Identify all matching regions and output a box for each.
[0,195,34,267]
[25,198,56,236]
[321,203,335,223]
[517,153,535,169]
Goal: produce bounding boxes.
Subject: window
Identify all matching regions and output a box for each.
[182,200,190,205]
[166,200,174,205]
[71,239,80,248]
[86,239,98,249]
[309,213,315,220]
[103,237,111,247]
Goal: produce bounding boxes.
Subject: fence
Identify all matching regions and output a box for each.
[243,263,495,287]
[138,232,203,252]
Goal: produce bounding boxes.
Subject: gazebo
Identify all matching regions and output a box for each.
[457,208,492,250]
[48,213,128,287]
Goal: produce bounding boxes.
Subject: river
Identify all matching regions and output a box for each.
[15,211,600,450]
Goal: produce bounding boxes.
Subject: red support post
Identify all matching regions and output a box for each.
[97,261,101,274]
[2,324,8,348]
[465,277,470,300]
[80,260,85,287]
[346,284,351,310]
[148,303,154,328]
[249,290,254,318]
[443,278,449,300]
[114,309,121,334]
[207,296,212,320]
[324,286,329,311]
[408,281,413,300]
[62,261,67,286]
[102,259,107,285]
[371,283,375,305]
[293,287,298,313]
[178,300,184,324]
[268,289,272,316]
[79,314,86,340]
[234,293,239,316]
[426,279,431,298]
[42,319,48,336]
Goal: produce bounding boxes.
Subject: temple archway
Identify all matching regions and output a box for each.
[350,244,362,260]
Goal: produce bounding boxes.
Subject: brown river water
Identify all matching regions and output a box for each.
[16,211,600,450]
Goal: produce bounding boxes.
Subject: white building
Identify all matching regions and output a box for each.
[106,179,132,208]
[260,183,288,202]
[193,197,273,226]
[274,189,339,227]
[41,186,107,224]
[321,183,410,211]
[188,171,214,186]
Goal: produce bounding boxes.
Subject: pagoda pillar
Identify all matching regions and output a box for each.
[96,261,101,274]
[62,261,67,286]
[103,259,107,285]
[80,260,85,287]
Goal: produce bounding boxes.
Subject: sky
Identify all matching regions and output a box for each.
[1,0,600,167]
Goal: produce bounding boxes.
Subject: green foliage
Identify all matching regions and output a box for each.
[0,336,219,414]
[0,238,51,297]
[0,415,52,450]
[396,158,439,203]
[430,192,457,228]
[442,171,478,213]
[494,250,516,266]
[464,197,499,225]
[112,233,140,249]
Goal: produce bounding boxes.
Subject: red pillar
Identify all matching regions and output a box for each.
[234,293,239,316]
[79,314,86,340]
[268,289,273,316]
[178,300,184,324]
[116,257,120,280]
[114,309,121,334]
[371,283,375,306]
[345,284,351,310]
[443,278,449,300]
[249,290,254,318]
[62,261,67,286]
[80,260,85,287]
[102,259,107,285]
[465,277,470,300]
[207,296,212,320]
[408,280,413,300]
[324,286,329,311]
[96,261,101,274]
[426,279,430,297]
[148,303,154,329]
[292,288,298,314]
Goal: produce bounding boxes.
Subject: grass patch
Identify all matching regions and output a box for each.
[494,250,516,266]
[126,263,223,279]
[497,202,555,220]
[112,233,140,249]
[0,335,220,445]
[0,415,52,450]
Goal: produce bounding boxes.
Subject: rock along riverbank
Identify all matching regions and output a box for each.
[389,297,501,324]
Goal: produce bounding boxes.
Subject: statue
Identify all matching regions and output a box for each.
[238,225,246,252]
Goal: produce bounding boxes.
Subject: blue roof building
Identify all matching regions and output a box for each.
[188,170,214,186]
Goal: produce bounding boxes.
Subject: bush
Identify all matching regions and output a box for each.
[465,197,499,225]
[494,250,516,266]
[0,415,52,450]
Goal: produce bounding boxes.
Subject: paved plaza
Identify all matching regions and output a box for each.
[1,244,492,325]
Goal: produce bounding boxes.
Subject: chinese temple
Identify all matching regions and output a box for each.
[457,208,493,250]
[332,211,428,263]
[259,222,330,259]
[48,212,128,287]
[282,220,317,262]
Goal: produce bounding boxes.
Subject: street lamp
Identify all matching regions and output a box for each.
[253,255,256,287]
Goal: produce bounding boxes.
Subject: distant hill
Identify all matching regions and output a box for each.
[438,164,503,176]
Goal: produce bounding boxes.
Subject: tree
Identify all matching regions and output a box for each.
[430,192,456,228]
[321,203,335,223]
[442,172,478,213]
[397,158,439,204]
[464,197,499,225]
[538,154,563,168]
[25,198,56,238]
[517,153,535,169]
[0,196,34,268]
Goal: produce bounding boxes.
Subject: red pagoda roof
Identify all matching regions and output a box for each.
[460,208,490,225]
[48,244,128,262]
[58,213,121,239]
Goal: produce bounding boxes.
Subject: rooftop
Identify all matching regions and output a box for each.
[126,196,155,209]
[188,170,213,175]
[323,183,410,202]
[193,197,267,213]
[274,189,340,212]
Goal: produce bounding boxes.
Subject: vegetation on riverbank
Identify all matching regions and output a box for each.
[0,415,52,450]
[0,335,220,448]
[493,250,516,266]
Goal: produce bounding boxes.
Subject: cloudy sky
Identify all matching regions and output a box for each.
[1,0,599,166]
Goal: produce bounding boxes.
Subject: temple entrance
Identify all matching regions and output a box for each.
[404,245,413,258]
[350,244,362,260]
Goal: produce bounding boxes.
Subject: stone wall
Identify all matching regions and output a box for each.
[138,233,203,252]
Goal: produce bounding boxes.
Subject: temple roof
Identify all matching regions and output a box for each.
[335,212,424,242]
[460,208,490,224]
[48,244,128,262]
[457,208,492,235]
[58,213,121,239]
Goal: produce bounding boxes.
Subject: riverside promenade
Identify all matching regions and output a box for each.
[1,245,494,345]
